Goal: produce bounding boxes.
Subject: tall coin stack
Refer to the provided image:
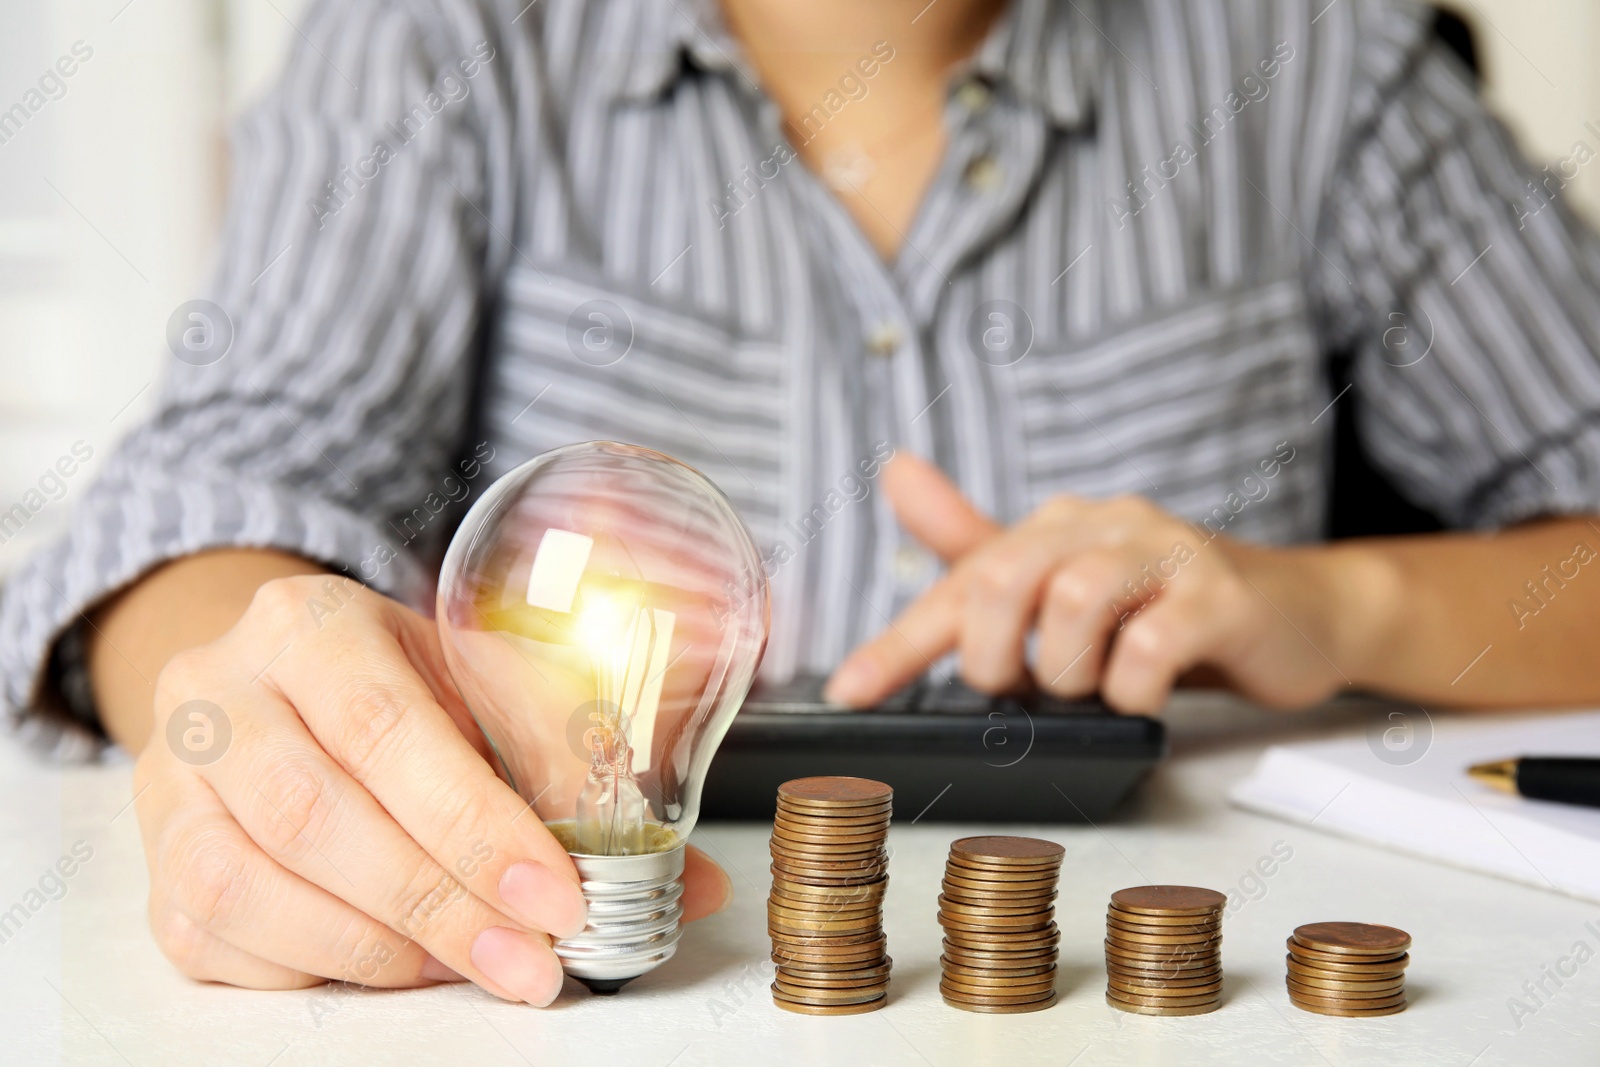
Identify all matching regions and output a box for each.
[937,836,1065,1013]
[767,777,893,1015]
[1103,886,1227,1016]
[1286,922,1411,1017]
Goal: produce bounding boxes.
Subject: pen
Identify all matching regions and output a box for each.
[1467,756,1600,809]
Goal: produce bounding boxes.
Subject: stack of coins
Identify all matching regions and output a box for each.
[1103,886,1226,1016]
[767,777,893,1015]
[937,836,1065,1013]
[1286,922,1411,1017]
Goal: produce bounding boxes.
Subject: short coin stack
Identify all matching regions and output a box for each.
[1286,922,1411,1017]
[767,777,893,1015]
[1103,886,1227,1015]
[937,836,1065,1013]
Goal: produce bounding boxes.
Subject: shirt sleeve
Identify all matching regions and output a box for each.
[1311,8,1600,529]
[0,0,512,757]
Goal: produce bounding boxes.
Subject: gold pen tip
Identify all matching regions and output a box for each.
[1467,759,1518,792]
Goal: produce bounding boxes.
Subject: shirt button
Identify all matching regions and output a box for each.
[956,80,992,114]
[963,154,1003,192]
[866,322,902,357]
[894,545,931,589]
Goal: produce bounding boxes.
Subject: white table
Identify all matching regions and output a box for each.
[5,694,1598,1065]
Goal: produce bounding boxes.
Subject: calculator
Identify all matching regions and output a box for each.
[699,674,1166,823]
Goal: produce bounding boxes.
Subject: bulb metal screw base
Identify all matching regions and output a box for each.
[554,843,686,994]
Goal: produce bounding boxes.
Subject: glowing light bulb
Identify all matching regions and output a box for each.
[437,442,769,992]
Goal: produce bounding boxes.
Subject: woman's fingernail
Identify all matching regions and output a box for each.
[824,659,874,704]
[419,954,464,982]
[712,872,735,916]
[470,927,565,1006]
[499,861,588,938]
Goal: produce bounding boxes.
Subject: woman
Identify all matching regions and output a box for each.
[3,0,1599,1006]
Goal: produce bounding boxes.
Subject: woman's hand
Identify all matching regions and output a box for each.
[132,574,729,1003]
[825,455,1376,713]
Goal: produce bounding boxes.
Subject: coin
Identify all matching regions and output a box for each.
[1110,886,1227,916]
[769,867,885,888]
[1106,926,1223,947]
[773,994,888,1016]
[942,879,1058,898]
[1104,993,1220,1016]
[1104,939,1216,962]
[1107,982,1223,1006]
[1288,987,1408,1011]
[951,836,1065,865]
[939,983,1059,1006]
[940,916,1057,935]
[1284,942,1405,970]
[937,838,1061,1015]
[937,895,1056,917]
[1107,905,1222,927]
[769,915,884,935]
[778,776,894,805]
[940,958,1058,980]
[945,925,1060,946]
[771,886,886,909]
[1283,923,1410,1018]
[779,959,894,979]
[943,889,1059,908]
[776,811,892,828]
[940,968,1058,990]
[942,991,1058,1014]
[1107,914,1221,935]
[777,973,892,994]
[942,980,1058,1001]
[1292,922,1412,956]
[943,890,1059,910]
[1286,956,1407,982]
[770,850,887,866]
[771,943,887,962]
[1102,885,1225,1012]
[769,778,893,1014]
[770,904,884,925]
[1106,965,1222,986]
[944,867,1061,886]
[1285,969,1406,992]
[770,839,886,860]
[1287,977,1404,1000]
[1113,979,1222,1004]
[1289,998,1408,1018]
[771,831,888,852]
[777,880,889,897]
[943,941,1058,963]
[773,976,888,1002]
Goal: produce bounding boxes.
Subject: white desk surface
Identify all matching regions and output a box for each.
[5,695,1599,1066]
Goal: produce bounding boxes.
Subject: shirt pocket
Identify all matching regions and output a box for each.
[1006,279,1325,543]
[486,267,788,542]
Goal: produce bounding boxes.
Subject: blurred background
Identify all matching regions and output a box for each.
[3,0,1598,574]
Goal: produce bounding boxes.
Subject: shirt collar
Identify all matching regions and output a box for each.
[616,0,1100,132]
[966,0,1100,130]
[615,0,754,101]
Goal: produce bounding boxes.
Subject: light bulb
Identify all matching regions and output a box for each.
[437,441,770,993]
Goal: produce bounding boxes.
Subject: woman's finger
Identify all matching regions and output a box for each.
[956,535,1081,693]
[1033,550,1144,697]
[190,684,565,1003]
[1100,582,1220,713]
[824,576,963,705]
[252,588,588,940]
[151,907,324,990]
[680,844,733,922]
[137,753,443,990]
[881,453,1002,563]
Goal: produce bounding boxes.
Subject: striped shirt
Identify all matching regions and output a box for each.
[7,0,1600,757]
